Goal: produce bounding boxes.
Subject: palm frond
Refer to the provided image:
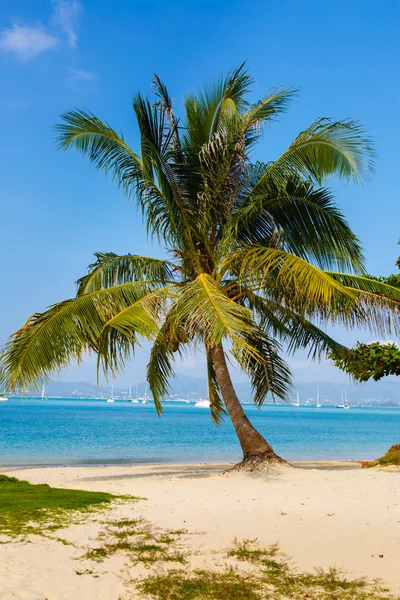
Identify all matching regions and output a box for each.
[241,87,297,148]
[76,252,178,295]
[97,286,175,377]
[171,274,259,356]
[327,273,400,301]
[282,311,347,360]
[232,329,292,405]
[226,246,353,310]
[250,118,375,188]
[147,317,192,415]
[1,282,160,390]
[55,110,142,194]
[152,74,182,155]
[231,176,364,271]
[183,63,252,152]
[326,273,400,336]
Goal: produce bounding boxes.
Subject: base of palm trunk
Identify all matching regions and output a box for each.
[224,451,288,474]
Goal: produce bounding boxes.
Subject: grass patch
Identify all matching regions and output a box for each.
[0,474,138,538]
[362,444,400,468]
[132,539,398,600]
[81,517,189,566]
[136,568,262,600]
[75,568,95,576]
[377,444,400,466]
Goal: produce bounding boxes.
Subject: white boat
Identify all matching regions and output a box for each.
[0,393,8,402]
[337,388,350,409]
[41,384,46,401]
[343,387,350,410]
[316,388,321,408]
[141,382,151,404]
[131,384,139,402]
[194,398,210,408]
[293,390,300,407]
[107,384,115,403]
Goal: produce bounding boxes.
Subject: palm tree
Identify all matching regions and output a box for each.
[2,65,400,469]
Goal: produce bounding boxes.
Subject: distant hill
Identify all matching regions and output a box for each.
[16,373,400,407]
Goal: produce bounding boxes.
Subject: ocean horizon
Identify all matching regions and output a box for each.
[1,398,399,467]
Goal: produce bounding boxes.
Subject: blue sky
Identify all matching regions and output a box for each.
[1,0,399,387]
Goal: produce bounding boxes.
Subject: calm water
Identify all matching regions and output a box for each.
[0,399,399,467]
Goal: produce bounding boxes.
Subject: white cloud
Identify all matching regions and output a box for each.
[0,25,57,61]
[52,0,81,48]
[67,67,99,84]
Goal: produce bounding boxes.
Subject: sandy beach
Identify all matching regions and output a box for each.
[0,462,399,599]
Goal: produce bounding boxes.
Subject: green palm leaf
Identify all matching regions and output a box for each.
[231,176,364,271]
[76,252,178,295]
[172,274,258,354]
[1,282,160,390]
[55,110,142,194]
[232,329,292,405]
[227,246,353,310]
[98,286,175,378]
[250,118,375,189]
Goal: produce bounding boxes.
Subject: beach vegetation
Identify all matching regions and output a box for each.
[332,342,400,382]
[362,444,400,468]
[0,474,119,537]
[75,568,95,576]
[333,242,400,381]
[3,65,400,469]
[81,516,189,565]
[132,538,398,600]
[377,443,400,466]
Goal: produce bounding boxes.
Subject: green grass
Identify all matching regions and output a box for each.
[81,517,189,566]
[136,568,262,600]
[0,474,135,537]
[131,539,399,600]
[377,444,400,466]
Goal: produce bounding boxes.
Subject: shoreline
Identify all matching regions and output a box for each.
[0,459,364,472]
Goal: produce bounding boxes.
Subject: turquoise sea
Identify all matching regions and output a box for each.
[0,398,399,467]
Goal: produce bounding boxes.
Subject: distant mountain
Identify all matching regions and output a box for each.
[15,373,400,406]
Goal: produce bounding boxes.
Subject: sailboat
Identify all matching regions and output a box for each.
[125,385,132,402]
[293,390,300,407]
[316,388,321,408]
[41,384,46,401]
[132,384,139,403]
[0,392,8,402]
[343,387,350,410]
[142,382,148,404]
[337,388,350,409]
[107,385,115,403]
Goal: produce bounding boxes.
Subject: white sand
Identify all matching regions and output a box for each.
[1,462,399,599]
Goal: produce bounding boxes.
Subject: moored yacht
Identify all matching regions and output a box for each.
[194,398,210,408]
[107,384,115,403]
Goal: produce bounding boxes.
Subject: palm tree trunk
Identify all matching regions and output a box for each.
[210,343,284,465]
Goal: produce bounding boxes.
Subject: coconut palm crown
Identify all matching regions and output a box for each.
[3,65,400,467]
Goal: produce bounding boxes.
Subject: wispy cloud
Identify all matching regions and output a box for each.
[67,67,99,84]
[0,1,82,61]
[52,0,82,48]
[0,25,57,61]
